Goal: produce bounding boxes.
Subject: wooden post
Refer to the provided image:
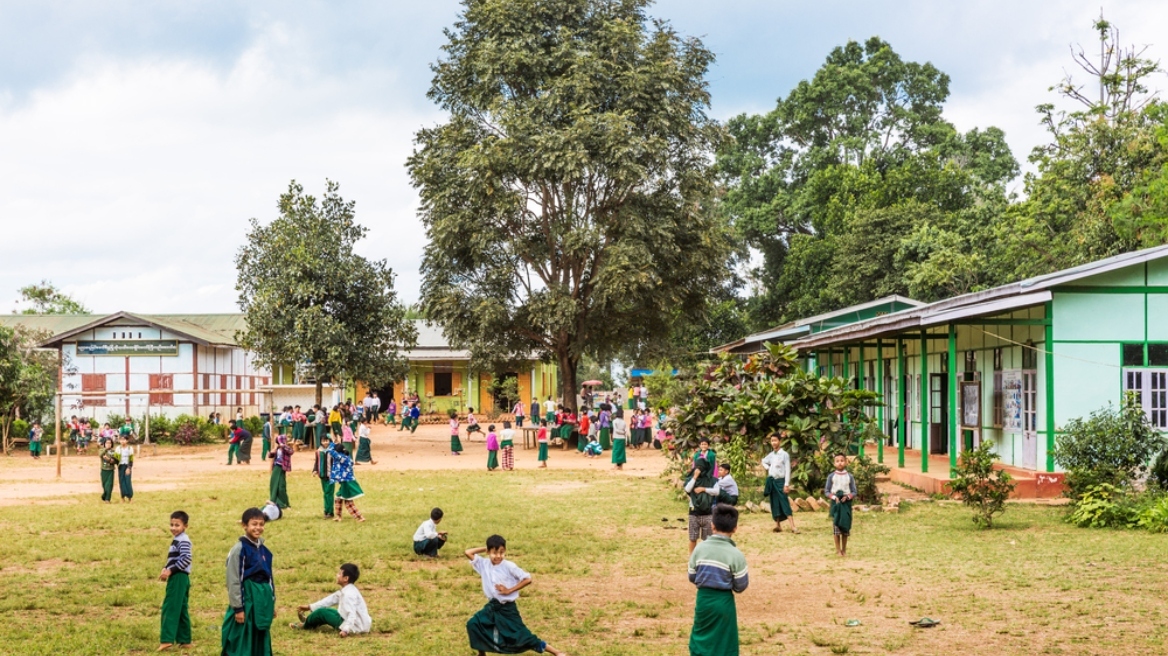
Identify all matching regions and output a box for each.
[55,349,63,479]
[897,338,906,468]
[948,324,958,476]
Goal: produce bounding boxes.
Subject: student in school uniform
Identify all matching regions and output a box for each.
[716,463,740,506]
[688,504,749,656]
[412,508,448,558]
[500,421,516,471]
[466,408,482,440]
[761,434,798,534]
[597,407,612,451]
[268,436,292,510]
[220,508,275,656]
[512,400,526,428]
[449,410,464,456]
[313,436,336,519]
[158,510,193,652]
[464,535,567,656]
[824,453,858,557]
[536,420,549,468]
[355,418,376,465]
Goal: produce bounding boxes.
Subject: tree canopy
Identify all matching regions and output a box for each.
[0,325,56,453]
[14,281,90,315]
[408,0,730,409]
[236,180,416,405]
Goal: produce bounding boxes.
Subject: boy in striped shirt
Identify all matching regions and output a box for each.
[159,510,193,651]
[688,504,749,656]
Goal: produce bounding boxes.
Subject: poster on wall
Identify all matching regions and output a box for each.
[961,381,981,428]
[1003,369,1023,433]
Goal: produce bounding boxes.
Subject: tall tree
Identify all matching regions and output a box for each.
[15,281,90,315]
[236,181,416,405]
[719,37,1016,327]
[408,0,730,411]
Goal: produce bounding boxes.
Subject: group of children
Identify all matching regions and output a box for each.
[154,505,566,656]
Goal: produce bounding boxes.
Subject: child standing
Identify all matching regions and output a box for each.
[340,421,356,457]
[610,411,627,471]
[597,407,612,451]
[576,412,590,453]
[684,458,720,554]
[688,504,749,656]
[386,398,397,427]
[330,444,365,522]
[449,410,463,456]
[485,425,499,472]
[313,436,336,519]
[512,400,525,428]
[268,436,292,510]
[159,510,193,651]
[28,421,42,459]
[500,421,515,471]
[355,418,376,465]
[226,426,242,465]
[413,507,448,558]
[761,434,798,533]
[536,420,549,469]
[261,419,272,462]
[824,453,857,557]
[99,437,117,503]
[221,507,275,656]
[291,563,371,636]
[116,435,135,502]
[464,535,567,656]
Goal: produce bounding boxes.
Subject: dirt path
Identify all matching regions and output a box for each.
[0,422,668,505]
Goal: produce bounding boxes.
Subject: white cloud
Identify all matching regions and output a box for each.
[0,22,441,313]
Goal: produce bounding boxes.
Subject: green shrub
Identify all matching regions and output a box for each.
[11,419,29,440]
[948,442,1016,529]
[850,450,890,505]
[1136,494,1168,533]
[243,416,264,435]
[1054,394,1165,501]
[1066,484,1140,528]
[172,421,200,447]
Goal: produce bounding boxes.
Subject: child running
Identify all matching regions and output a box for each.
[413,507,448,558]
[500,421,515,471]
[536,420,549,469]
[464,535,568,656]
[330,443,365,522]
[291,563,372,636]
[158,510,192,652]
[467,407,482,440]
[688,504,749,656]
[485,425,500,471]
[761,434,798,533]
[824,453,857,557]
[449,409,463,456]
[313,435,336,519]
[221,507,275,656]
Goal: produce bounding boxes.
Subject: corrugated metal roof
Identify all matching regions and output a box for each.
[0,312,246,347]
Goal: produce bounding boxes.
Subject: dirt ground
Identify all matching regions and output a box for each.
[0,422,668,505]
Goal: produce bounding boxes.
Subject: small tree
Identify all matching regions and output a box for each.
[236,180,417,405]
[0,326,56,454]
[1053,394,1165,500]
[949,443,1016,529]
[14,280,90,314]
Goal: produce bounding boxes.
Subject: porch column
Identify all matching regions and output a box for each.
[920,331,929,474]
[1045,301,1056,472]
[857,344,865,456]
[876,339,884,464]
[897,338,905,468]
[843,346,850,388]
[948,323,958,475]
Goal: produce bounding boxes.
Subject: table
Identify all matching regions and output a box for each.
[521,427,539,450]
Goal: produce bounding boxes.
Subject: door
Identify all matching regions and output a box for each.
[1022,370,1038,470]
[929,373,948,455]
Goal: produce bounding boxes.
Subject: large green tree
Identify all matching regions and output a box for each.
[408,0,730,410]
[236,181,416,405]
[719,37,1017,327]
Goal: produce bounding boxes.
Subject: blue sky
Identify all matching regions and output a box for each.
[1,1,1164,313]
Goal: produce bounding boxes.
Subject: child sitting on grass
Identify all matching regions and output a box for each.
[584,434,603,458]
[465,535,568,656]
[221,507,275,656]
[413,507,448,558]
[291,563,371,636]
[158,510,192,652]
[824,453,857,557]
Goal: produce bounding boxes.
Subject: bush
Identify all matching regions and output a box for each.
[1067,483,1141,529]
[172,421,200,447]
[948,442,1016,529]
[850,450,890,505]
[1137,494,1168,533]
[243,416,265,435]
[1054,394,1165,501]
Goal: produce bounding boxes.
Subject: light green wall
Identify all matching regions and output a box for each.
[1072,266,1145,287]
[1053,293,1144,342]
[1052,343,1118,427]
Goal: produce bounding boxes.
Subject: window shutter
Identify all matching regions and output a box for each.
[425,372,434,397]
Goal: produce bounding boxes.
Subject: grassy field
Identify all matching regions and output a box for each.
[1,464,1167,655]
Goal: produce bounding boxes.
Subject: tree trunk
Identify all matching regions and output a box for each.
[315,380,323,407]
[557,350,580,414]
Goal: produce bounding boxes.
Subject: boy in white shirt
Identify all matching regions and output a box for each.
[292,563,372,636]
[413,507,448,558]
[465,535,567,656]
[761,433,799,534]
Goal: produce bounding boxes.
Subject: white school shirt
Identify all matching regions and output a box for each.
[501,428,515,444]
[543,400,556,414]
[612,417,627,440]
[413,518,440,542]
[359,424,370,439]
[471,555,530,603]
[761,449,791,482]
[116,446,135,465]
[309,584,372,634]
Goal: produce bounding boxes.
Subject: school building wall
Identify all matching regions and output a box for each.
[391,360,559,416]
